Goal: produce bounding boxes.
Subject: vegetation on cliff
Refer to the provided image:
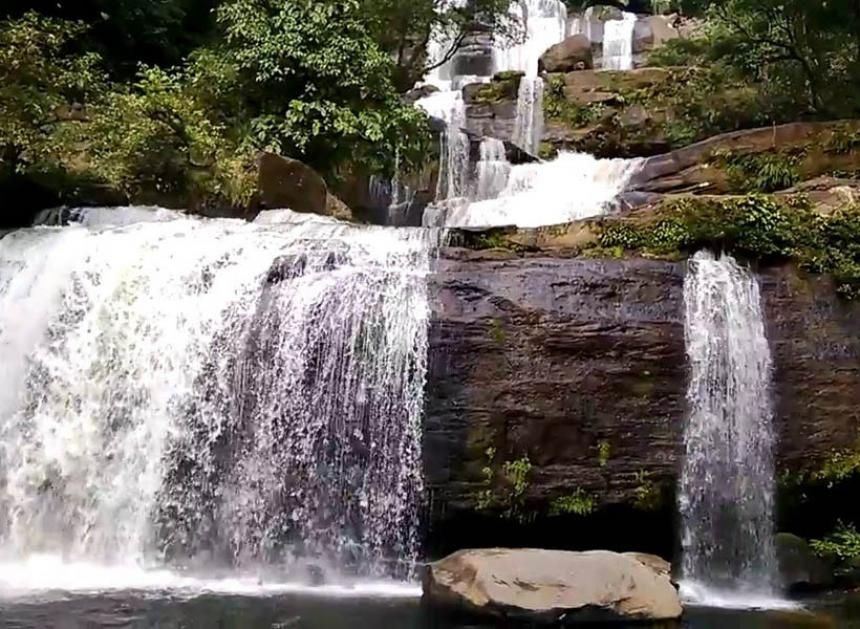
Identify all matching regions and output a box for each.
[599,196,860,298]
[0,0,518,216]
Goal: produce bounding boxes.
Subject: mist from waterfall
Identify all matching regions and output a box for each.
[679,251,784,609]
[0,208,438,591]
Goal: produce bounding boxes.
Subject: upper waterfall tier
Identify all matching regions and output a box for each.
[424,151,642,228]
[0,208,438,578]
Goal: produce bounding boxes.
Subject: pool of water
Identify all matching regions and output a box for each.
[1,592,859,628]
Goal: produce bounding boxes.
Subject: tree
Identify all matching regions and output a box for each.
[209,0,431,174]
[1,0,218,76]
[0,13,104,190]
[709,0,860,117]
[365,0,518,92]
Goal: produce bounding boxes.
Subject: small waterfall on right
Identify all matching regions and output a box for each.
[679,251,782,607]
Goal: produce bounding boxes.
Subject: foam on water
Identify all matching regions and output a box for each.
[680,581,801,611]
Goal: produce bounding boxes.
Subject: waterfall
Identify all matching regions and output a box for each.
[416,91,470,202]
[474,138,512,200]
[492,0,568,77]
[425,151,641,228]
[679,251,782,607]
[512,76,545,156]
[0,208,437,583]
[602,12,637,71]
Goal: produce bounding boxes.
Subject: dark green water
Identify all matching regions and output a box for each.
[1,593,859,629]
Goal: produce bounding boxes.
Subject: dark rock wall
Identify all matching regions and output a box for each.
[423,251,860,545]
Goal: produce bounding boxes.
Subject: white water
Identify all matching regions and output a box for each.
[426,151,640,228]
[512,76,545,155]
[0,208,438,587]
[0,555,420,601]
[416,91,471,202]
[474,138,511,200]
[679,251,783,609]
[602,12,637,71]
[493,0,568,77]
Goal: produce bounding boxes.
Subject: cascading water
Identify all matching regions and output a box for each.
[416,91,471,202]
[492,0,568,76]
[0,208,437,591]
[474,138,512,200]
[512,76,545,156]
[679,251,783,609]
[425,151,640,227]
[602,12,637,71]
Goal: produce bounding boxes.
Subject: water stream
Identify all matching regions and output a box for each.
[0,208,438,587]
[680,251,783,609]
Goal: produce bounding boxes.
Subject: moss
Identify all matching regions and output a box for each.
[543,73,605,129]
[549,489,595,517]
[471,72,522,104]
[597,195,860,299]
[488,318,507,345]
[633,470,662,511]
[597,440,611,468]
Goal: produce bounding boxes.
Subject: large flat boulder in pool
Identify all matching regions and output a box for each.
[422,548,682,624]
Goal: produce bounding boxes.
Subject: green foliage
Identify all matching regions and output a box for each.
[709,0,860,118]
[648,37,712,68]
[712,149,802,193]
[2,0,217,77]
[488,319,507,345]
[597,441,611,468]
[214,0,430,174]
[543,73,605,129]
[633,470,662,511]
[476,448,534,522]
[811,522,860,562]
[598,196,860,299]
[0,13,105,181]
[549,489,595,517]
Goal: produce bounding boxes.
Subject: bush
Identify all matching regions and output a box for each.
[811,522,860,562]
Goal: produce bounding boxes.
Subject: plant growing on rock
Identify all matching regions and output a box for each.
[476,447,534,522]
[549,489,595,517]
[811,522,860,562]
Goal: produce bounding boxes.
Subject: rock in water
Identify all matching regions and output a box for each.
[423,548,683,624]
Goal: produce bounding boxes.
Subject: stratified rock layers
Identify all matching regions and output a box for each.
[423,251,860,528]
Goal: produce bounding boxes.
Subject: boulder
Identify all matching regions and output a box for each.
[539,34,594,73]
[256,152,351,221]
[775,533,833,593]
[422,548,683,623]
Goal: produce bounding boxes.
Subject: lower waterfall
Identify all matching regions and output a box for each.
[679,251,784,608]
[0,208,437,590]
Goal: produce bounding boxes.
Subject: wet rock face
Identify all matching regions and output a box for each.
[423,251,860,530]
[424,254,688,515]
